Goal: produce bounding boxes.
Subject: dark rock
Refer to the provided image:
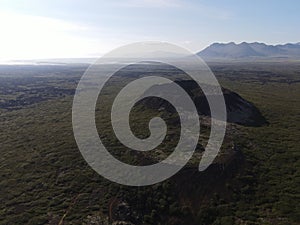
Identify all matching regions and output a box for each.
[138,80,267,126]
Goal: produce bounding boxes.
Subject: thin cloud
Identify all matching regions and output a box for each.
[0,11,105,60]
[111,0,182,8]
[185,2,233,20]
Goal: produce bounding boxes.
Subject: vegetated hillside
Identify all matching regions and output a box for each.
[140,80,267,126]
[0,63,299,225]
[198,42,300,59]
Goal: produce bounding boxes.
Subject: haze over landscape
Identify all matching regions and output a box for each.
[1,1,299,225]
[1,0,300,61]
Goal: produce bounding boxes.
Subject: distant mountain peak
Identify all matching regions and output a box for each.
[198,42,300,59]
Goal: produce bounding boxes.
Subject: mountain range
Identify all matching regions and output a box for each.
[3,42,300,65]
[198,42,300,59]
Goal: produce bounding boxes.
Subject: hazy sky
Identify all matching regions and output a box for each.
[1,0,299,60]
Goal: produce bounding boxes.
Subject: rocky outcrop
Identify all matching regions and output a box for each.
[139,80,267,126]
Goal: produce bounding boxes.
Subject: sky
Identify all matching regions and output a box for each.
[0,0,299,60]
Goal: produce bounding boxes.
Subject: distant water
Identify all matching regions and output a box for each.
[0,58,98,65]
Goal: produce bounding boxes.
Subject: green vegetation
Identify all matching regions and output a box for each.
[216,61,300,224]
[0,62,299,224]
